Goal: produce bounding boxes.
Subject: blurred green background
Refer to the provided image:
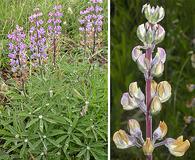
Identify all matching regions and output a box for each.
[111,0,195,159]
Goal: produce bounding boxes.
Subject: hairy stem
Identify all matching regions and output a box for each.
[145,47,152,160]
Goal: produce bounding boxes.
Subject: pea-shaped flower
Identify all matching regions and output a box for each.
[128,119,142,137]
[151,48,166,77]
[165,136,190,157]
[142,4,165,24]
[132,46,143,62]
[157,81,172,103]
[113,130,136,149]
[129,82,145,101]
[153,121,167,141]
[151,80,158,98]
[121,92,138,110]
[143,138,154,155]
[150,96,162,114]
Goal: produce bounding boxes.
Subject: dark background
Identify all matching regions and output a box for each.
[111,0,195,159]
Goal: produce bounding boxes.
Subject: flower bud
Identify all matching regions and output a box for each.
[165,136,190,157]
[153,121,168,140]
[137,24,146,43]
[143,138,154,155]
[113,130,135,149]
[129,82,145,101]
[132,46,143,62]
[128,119,142,137]
[121,93,138,110]
[142,4,165,24]
[150,96,162,114]
[157,81,171,103]
[152,47,166,65]
[137,23,165,46]
[154,24,165,44]
[191,54,195,68]
[151,80,157,98]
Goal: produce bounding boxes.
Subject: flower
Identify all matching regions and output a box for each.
[120,92,138,110]
[153,121,167,141]
[157,81,172,103]
[128,119,142,137]
[150,96,162,114]
[129,82,145,101]
[191,54,195,68]
[151,48,166,77]
[142,4,165,24]
[132,46,143,62]
[165,136,190,157]
[113,130,136,149]
[151,80,157,98]
[142,138,154,155]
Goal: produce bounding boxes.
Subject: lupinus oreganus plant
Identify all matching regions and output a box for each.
[29,8,47,67]
[8,25,28,90]
[113,4,190,159]
[79,0,103,56]
[48,5,63,66]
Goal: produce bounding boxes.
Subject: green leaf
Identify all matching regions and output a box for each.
[43,117,56,124]
[39,119,44,133]
[76,149,86,157]
[26,118,39,128]
[47,138,60,147]
[7,143,23,153]
[72,134,82,145]
[20,143,27,158]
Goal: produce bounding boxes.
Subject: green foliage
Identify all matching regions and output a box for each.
[0,55,107,159]
[111,0,195,159]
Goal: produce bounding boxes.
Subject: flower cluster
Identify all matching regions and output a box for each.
[8,25,27,73]
[29,8,47,66]
[79,0,103,51]
[48,5,63,65]
[113,4,190,158]
[48,5,63,38]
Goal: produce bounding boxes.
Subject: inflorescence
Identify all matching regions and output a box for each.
[113,4,190,159]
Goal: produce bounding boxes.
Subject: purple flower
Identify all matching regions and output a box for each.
[29,8,47,66]
[47,5,63,65]
[7,25,27,73]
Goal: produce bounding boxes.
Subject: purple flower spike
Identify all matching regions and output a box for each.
[8,25,27,73]
[29,8,47,66]
[48,5,63,65]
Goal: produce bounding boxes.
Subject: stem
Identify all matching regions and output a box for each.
[145,48,153,160]
[53,37,56,66]
[92,4,97,56]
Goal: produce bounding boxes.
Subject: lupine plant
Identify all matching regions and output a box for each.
[48,5,63,66]
[29,8,47,67]
[7,25,28,90]
[79,0,103,56]
[113,4,190,160]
